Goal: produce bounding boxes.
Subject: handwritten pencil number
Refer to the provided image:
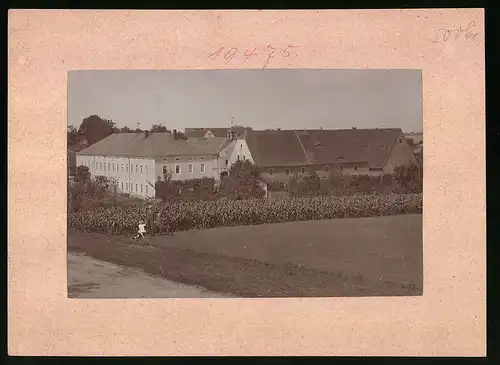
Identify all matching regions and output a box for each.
[224,47,238,64]
[263,45,277,69]
[207,47,224,60]
[282,45,298,57]
[244,48,258,63]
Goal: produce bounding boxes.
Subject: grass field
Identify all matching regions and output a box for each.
[68,214,422,297]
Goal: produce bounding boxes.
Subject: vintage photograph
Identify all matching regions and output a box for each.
[67,69,423,298]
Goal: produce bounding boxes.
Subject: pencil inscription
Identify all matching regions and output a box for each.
[432,21,480,44]
[207,45,299,68]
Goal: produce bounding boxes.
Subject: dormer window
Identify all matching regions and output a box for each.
[364,145,369,148]
[268,168,274,176]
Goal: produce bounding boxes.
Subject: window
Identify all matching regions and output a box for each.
[91,162,94,170]
[145,165,148,175]
[340,165,344,171]
[188,157,193,161]
[140,184,143,193]
[112,163,115,171]
[269,168,274,176]
[135,184,138,192]
[100,162,102,170]
[104,163,106,171]
[108,163,110,171]
[237,155,240,161]
[354,165,358,171]
[126,183,128,191]
[285,168,290,175]
[175,164,181,174]
[188,164,193,173]
[140,165,143,174]
[130,164,132,171]
[126,164,128,172]
[243,155,246,161]
[175,157,180,161]
[301,167,306,174]
[201,157,205,160]
[162,165,168,175]
[146,185,148,194]
[121,164,124,172]
[135,165,138,173]
[399,138,403,144]
[225,160,229,165]
[200,164,205,173]
[121,182,123,190]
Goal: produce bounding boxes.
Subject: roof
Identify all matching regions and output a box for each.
[76,132,227,157]
[185,128,230,138]
[185,127,250,138]
[244,128,404,168]
[244,130,311,167]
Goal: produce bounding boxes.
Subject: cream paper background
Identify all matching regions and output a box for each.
[8,9,485,356]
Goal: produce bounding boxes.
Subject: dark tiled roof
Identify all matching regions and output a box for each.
[245,128,404,169]
[76,132,226,157]
[298,128,403,168]
[244,130,310,167]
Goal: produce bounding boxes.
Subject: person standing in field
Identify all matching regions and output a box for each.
[156,211,163,234]
[146,205,155,236]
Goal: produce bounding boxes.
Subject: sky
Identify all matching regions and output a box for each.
[68,69,423,133]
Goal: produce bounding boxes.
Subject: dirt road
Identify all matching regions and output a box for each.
[68,252,233,298]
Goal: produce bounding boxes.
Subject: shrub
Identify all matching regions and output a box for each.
[394,164,422,193]
[68,193,423,235]
[218,160,265,200]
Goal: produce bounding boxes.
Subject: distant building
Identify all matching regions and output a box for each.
[236,128,418,182]
[75,130,234,199]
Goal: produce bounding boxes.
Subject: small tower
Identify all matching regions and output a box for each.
[227,116,237,141]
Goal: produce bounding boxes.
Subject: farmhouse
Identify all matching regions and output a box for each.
[75,130,237,199]
[233,128,418,182]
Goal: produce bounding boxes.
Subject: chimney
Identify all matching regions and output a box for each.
[144,130,149,139]
[173,129,178,140]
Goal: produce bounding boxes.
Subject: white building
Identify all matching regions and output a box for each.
[75,130,239,199]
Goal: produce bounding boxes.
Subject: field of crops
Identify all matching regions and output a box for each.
[68,193,422,235]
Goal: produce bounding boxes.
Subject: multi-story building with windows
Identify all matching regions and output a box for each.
[75,130,236,199]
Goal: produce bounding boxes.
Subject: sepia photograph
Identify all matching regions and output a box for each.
[67,69,423,298]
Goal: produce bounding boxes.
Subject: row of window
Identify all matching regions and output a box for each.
[110,180,150,195]
[267,165,358,176]
[80,160,149,175]
[162,163,206,175]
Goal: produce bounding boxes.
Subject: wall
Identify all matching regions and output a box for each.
[154,154,219,182]
[75,154,156,199]
[383,131,419,173]
[228,138,254,166]
[258,162,371,182]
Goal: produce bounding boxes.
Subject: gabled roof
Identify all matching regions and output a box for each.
[185,127,250,138]
[297,128,403,168]
[185,128,230,138]
[244,130,311,167]
[244,128,404,169]
[76,132,226,157]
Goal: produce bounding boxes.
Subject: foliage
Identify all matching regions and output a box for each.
[68,193,423,235]
[406,138,415,146]
[298,172,321,196]
[267,181,287,192]
[150,124,171,133]
[218,160,265,200]
[393,164,423,193]
[68,167,111,212]
[78,114,116,145]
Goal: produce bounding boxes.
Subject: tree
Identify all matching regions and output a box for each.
[150,124,170,133]
[120,126,132,133]
[394,164,422,193]
[406,138,415,146]
[78,115,115,145]
[219,160,265,200]
[299,172,321,196]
